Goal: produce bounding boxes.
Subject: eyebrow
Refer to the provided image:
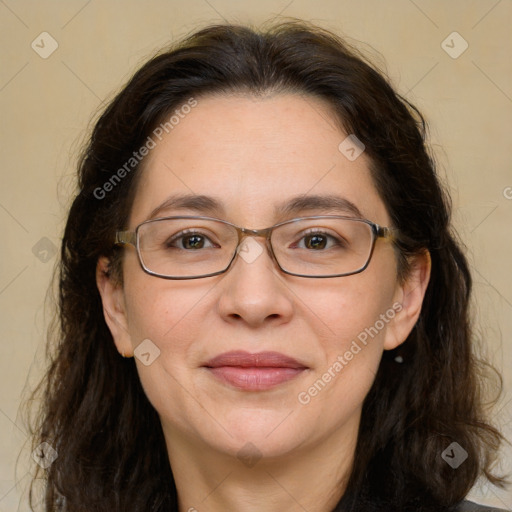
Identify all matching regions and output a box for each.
[148,194,225,220]
[147,193,364,221]
[275,194,363,219]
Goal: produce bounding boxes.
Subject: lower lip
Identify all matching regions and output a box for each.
[207,366,306,390]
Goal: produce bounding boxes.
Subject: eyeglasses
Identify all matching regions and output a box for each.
[115,215,398,280]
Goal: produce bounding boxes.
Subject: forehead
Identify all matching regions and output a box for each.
[129,93,389,228]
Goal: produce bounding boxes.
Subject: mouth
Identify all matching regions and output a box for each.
[202,351,308,391]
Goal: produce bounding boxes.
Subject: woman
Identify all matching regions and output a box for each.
[26,20,508,512]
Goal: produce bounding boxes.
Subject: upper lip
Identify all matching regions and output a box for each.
[203,351,307,369]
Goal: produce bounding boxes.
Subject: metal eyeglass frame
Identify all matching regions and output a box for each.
[114,215,398,280]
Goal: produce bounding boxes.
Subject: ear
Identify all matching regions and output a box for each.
[384,250,431,351]
[96,256,134,357]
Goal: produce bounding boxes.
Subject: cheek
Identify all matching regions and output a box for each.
[293,256,398,400]
[123,266,211,347]
[122,270,223,387]
[295,286,394,428]
[297,257,398,349]
[122,276,213,426]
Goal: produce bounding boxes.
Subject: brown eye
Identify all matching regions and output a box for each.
[165,230,217,250]
[304,234,327,250]
[292,230,345,251]
[181,234,206,249]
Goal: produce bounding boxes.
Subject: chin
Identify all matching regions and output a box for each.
[195,407,314,459]
[205,428,303,463]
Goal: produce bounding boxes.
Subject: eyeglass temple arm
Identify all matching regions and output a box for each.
[115,231,137,246]
[376,225,399,243]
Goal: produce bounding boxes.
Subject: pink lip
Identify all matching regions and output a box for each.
[203,351,308,391]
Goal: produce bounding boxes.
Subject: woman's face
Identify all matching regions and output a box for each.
[98,93,427,464]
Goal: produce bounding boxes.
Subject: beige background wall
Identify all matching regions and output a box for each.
[0,0,511,510]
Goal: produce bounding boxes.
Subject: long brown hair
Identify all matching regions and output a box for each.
[23,19,507,511]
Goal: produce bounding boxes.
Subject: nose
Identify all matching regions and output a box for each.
[216,236,295,328]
